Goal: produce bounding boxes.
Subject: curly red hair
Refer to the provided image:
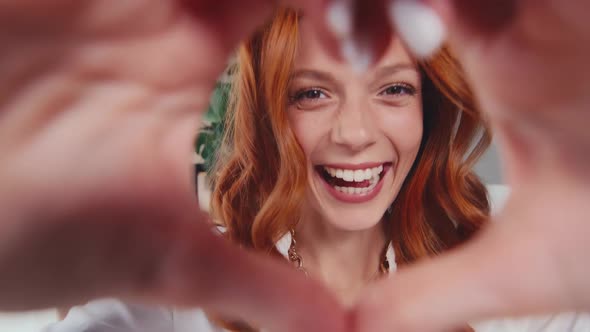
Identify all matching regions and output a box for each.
[210,7,491,332]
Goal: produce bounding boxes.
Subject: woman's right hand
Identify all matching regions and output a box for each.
[0,2,350,331]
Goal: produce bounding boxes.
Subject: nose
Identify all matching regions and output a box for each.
[331,99,376,152]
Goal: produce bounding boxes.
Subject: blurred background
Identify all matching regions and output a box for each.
[476,143,503,184]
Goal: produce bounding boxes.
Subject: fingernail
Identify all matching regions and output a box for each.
[389,0,447,57]
[341,38,372,73]
[326,0,353,39]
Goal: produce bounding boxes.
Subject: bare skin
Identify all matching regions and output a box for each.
[0,1,589,332]
[0,1,350,332]
[356,1,590,331]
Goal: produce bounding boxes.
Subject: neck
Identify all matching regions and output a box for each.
[294,214,387,306]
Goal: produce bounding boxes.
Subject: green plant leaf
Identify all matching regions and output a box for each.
[195,130,211,155]
[195,82,231,171]
[205,83,230,124]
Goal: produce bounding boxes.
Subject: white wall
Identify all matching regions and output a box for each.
[475,143,504,184]
[0,309,56,332]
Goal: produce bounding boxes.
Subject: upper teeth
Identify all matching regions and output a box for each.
[324,165,384,182]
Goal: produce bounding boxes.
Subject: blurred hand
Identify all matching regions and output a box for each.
[0,1,351,331]
[355,1,590,331]
[1,1,589,331]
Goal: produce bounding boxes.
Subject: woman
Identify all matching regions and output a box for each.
[212,5,488,311]
[43,6,588,332]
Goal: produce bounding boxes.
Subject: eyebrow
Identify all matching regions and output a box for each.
[290,69,337,84]
[373,63,419,81]
[290,63,419,84]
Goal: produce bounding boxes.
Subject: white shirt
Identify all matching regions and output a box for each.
[41,230,589,332]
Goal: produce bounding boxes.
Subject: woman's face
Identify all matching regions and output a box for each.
[287,20,423,231]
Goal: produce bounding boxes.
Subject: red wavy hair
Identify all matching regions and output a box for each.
[210,7,491,331]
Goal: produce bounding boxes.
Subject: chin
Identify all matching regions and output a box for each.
[321,206,387,231]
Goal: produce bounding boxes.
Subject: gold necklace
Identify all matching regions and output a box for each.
[287,229,390,279]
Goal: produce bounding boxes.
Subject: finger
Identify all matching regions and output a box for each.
[279,0,393,70]
[276,0,346,61]
[388,0,448,58]
[0,195,349,332]
[385,0,515,58]
[143,214,351,332]
[431,0,517,39]
[396,0,515,59]
[345,0,392,71]
[355,203,575,331]
[0,188,208,311]
[321,0,394,72]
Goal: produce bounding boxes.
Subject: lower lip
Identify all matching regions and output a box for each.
[318,168,389,204]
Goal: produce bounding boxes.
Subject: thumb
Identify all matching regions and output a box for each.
[134,211,352,332]
[354,204,574,331]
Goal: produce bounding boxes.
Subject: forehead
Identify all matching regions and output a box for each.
[295,18,415,69]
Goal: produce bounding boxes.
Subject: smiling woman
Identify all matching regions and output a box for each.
[213,7,488,268]
[209,6,488,331]
[42,5,589,332]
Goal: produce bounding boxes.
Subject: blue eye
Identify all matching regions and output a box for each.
[380,84,416,96]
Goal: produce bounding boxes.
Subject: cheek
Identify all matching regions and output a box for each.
[287,110,333,157]
[377,105,423,153]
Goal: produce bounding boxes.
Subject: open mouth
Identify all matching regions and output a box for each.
[315,162,393,201]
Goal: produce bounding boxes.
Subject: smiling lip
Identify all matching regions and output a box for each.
[316,162,392,204]
[321,161,386,170]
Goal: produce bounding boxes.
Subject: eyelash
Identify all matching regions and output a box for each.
[290,83,417,103]
[378,83,417,97]
[290,87,327,103]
